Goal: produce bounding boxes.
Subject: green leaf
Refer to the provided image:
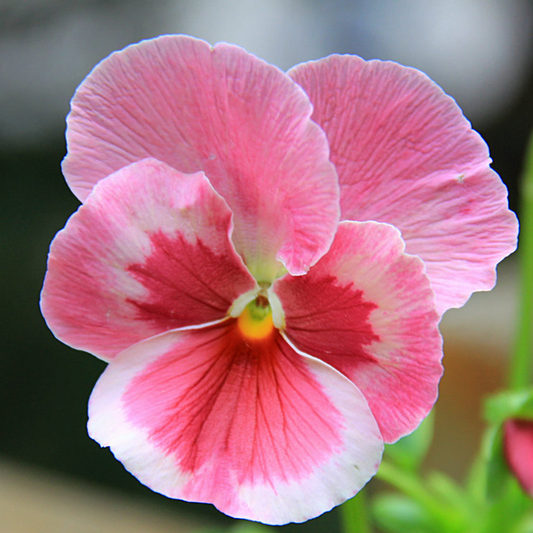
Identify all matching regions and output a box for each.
[427,471,469,514]
[483,424,511,501]
[482,389,533,502]
[480,477,533,533]
[371,493,436,533]
[513,512,533,533]
[375,461,456,528]
[384,410,435,472]
[485,390,533,426]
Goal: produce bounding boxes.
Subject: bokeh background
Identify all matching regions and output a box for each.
[2,1,533,531]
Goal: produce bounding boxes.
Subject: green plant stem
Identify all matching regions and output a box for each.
[375,461,448,524]
[340,490,372,533]
[510,132,533,390]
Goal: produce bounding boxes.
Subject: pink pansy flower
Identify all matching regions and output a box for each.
[504,419,533,497]
[40,35,517,524]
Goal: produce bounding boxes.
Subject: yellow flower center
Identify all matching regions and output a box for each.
[237,296,274,340]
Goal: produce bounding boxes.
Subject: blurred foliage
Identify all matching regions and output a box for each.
[384,411,434,473]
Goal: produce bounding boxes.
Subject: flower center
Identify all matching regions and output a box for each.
[237,295,274,340]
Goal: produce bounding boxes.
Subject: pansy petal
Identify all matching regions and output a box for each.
[88,321,383,524]
[290,55,518,314]
[41,158,256,360]
[63,35,339,279]
[273,221,443,443]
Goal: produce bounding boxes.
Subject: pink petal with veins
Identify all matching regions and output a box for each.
[274,221,443,442]
[41,158,256,360]
[63,35,339,278]
[88,321,383,524]
[290,55,517,314]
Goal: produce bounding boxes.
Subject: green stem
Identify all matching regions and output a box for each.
[375,461,448,524]
[340,490,372,533]
[510,132,533,390]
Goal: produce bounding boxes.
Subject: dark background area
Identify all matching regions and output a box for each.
[2,1,533,531]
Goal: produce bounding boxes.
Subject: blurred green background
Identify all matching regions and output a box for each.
[2,1,533,531]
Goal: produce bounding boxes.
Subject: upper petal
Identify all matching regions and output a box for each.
[290,55,518,315]
[273,221,443,443]
[63,35,340,279]
[88,320,383,524]
[40,158,256,360]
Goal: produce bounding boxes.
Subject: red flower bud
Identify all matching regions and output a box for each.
[503,419,533,496]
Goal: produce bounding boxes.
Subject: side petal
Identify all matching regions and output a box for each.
[63,35,340,279]
[41,158,256,360]
[290,55,518,315]
[273,221,443,443]
[88,321,383,525]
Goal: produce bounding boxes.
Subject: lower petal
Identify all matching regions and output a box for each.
[274,221,443,443]
[88,321,383,524]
